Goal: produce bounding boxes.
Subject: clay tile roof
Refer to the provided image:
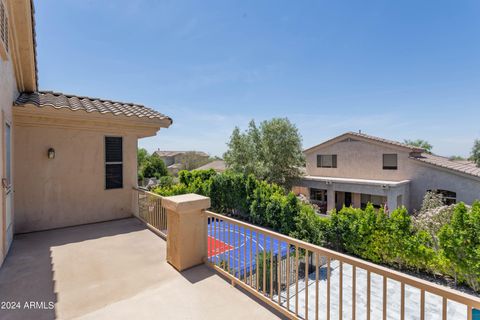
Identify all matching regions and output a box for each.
[411,153,480,179]
[14,91,172,123]
[346,131,425,152]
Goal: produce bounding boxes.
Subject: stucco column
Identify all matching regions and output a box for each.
[386,189,397,214]
[162,193,211,271]
[352,193,361,208]
[327,185,335,213]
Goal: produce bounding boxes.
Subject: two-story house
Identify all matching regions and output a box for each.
[294,131,480,213]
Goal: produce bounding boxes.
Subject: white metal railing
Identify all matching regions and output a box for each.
[205,210,480,320]
[133,187,167,238]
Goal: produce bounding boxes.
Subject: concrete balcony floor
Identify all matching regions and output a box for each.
[0,218,282,320]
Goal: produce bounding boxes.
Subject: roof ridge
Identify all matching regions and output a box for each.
[305,131,425,153]
[347,131,425,152]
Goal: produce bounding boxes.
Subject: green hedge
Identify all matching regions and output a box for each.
[153,169,480,292]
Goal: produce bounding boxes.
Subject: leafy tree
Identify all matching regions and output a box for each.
[438,202,480,290]
[142,153,169,179]
[224,118,305,189]
[449,155,466,161]
[137,148,150,180]
[471,139,480,167]
[223,124,261,177]
[404,139,433,154]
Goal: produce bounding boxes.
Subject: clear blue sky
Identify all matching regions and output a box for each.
[35,0,480,157]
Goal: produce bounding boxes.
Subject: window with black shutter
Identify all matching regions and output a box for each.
[317,154,337,168]
[105,137,123,189]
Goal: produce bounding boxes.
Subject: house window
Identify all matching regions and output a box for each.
[105,136,123,189]
[383,154,398,170]
[427,189,457,205]
[310,188,327,202]
[317,154,337,168]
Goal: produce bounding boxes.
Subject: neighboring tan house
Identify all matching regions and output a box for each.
[294,131,480,213]
[0,0,171,266]
[155,150,209,174]
[196,159,226,173]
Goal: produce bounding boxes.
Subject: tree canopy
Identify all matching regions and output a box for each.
[223,118,305,189]
[471,139,480,167]
[137,149,169,180]
[404,139,433,154]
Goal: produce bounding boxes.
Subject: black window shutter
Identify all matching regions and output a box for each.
[105,137,122,162]
[105,137,123,189]
[106,164,123,189]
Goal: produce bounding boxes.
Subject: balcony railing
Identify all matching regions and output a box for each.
[133,187,167,238]
[205,210,480,320]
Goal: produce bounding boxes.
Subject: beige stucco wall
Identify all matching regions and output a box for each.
[306,139,412,181]
[0,53,18,265]
[305,138,480,211]
[408,163,480,211]
[13,125,138,233]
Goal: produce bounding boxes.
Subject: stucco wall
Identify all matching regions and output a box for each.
[409,163,480,210]
[0,53,18,264]
[306,139,412,181]
[13,125,138,233]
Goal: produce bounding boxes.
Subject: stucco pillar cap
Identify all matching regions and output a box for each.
[162,193,211,213]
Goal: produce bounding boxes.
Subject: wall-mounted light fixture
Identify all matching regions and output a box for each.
[47,148,55,159]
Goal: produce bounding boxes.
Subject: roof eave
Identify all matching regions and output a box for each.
[8,0,38,92]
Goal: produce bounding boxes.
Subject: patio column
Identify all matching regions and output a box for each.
[162,193,211,271]
[327,186,335,213]
[352,192,361,208]
[386,189,397,215]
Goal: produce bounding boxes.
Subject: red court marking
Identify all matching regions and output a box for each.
[208,236,234,257]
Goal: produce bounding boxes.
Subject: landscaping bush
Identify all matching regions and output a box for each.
[438,201,480,291]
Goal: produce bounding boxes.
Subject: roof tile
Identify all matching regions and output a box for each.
[15,91,172,123]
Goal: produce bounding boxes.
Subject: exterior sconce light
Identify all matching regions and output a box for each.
[48,148,55,159]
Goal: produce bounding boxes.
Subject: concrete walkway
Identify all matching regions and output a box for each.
[0,218,282,320]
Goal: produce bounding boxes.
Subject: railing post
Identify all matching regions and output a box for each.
[162,193,211,271]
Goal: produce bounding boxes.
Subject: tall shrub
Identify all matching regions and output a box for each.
[439,202,480,291]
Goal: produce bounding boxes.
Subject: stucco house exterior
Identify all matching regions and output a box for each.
[155,150,209,174]
[294,131,480,213]
[0,0,171,266]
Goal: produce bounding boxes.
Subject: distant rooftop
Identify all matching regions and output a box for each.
[155,150,209,157]
[196,160,227,172]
